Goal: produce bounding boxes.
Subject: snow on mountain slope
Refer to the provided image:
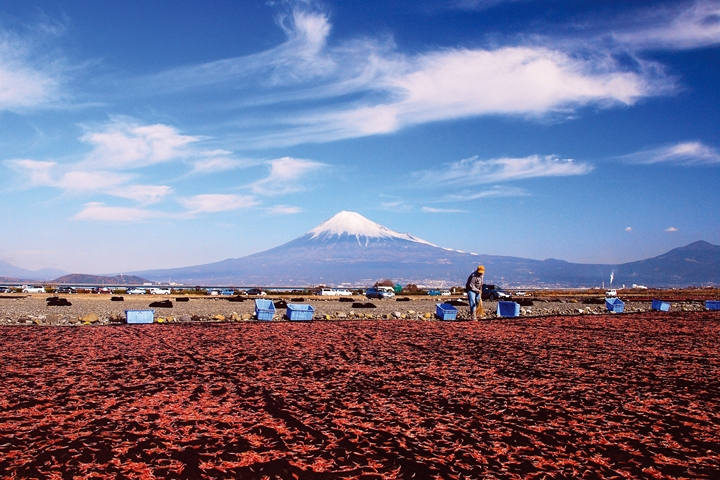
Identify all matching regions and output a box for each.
[307,211,438,247]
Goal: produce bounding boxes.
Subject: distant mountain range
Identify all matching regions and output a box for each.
[2,212,718,287]
[0,260,67,282]
[53,274,149,285]
[126,211,720,288]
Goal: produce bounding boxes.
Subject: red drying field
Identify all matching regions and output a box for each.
[1,313,719,479]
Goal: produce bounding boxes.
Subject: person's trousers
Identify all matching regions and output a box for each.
[467,290,484,318]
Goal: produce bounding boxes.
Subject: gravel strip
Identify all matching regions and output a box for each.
[0,294,709,326]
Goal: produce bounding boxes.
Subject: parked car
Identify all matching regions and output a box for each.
[149,287,172,295]
[316,288,352,296]
[0,286,12,293]
[221,289,236,296]
[365,286,395,299]
[22,285,45,293]
[606,289,617,297]
[127,288,146,295]
[428,289,452,296]
[481,284,511,301]
[55,286,77,294]
[97,287,112,294]
[246,288,267,296]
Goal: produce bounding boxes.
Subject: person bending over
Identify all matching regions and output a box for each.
[466,265,485,320]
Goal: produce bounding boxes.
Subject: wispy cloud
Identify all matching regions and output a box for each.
[299,47,656,141]
[179,194,259,214]
[415,155,593,187]
[614,0,720,51]
[444,185,531,201]
[267,205,303,215]
[110,185,173,204]
[665,227,679,232]
[136,5,674,148]
[622,141,720,166]
[380,200,414,213]
[0,27,65,111]
[422,207,469,213]
[7,159,138,193]
[6,119,328,221]
[452,0,527,10]
[250,156,326,195]
[79,119,200,170]
[191,151,260,174]
[73,202,165,222]
[145,8,337,93]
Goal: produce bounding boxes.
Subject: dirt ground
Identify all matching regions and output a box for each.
[1,312,718,478]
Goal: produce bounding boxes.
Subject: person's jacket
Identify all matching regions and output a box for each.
[465,272,483,293]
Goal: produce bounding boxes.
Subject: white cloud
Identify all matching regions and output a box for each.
[267,205,303,215]
[381,200,413,212]
[73,202,163,222]
[108,184,173,204]
[250,156,326,195]
[415,155,593,187]
[147,8,337,92]
[622,141,720,166]
[179,194,259,214]
[0,29,63,111]
[191,151,259,173]
[445,186,531,201]
[80,120,199,170]
[422,207,468,213]
[6,159,56,185]
[241,45,661,146]
[665,227,679,232]
[625,226,632,232]
[139,5,672,148]
[367,47,648,131]
[7,159,135,192]
[615,0,720,51]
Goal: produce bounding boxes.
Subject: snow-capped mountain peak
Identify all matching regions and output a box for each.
[307,211,436,246]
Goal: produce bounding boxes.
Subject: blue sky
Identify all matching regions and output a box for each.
[1,0,719,274]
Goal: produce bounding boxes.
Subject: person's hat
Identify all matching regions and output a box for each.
[477,265,485,272]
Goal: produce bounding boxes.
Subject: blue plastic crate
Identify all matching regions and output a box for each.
[605,297,624,313]
[706,300,720,311]
[435,303,458,320]
[651,300,670,312]
[497,301,520,318]
[125,309,155,324]
[286,303,314,321]
[254,299,276,321]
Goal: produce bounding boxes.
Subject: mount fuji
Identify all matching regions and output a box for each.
[129,211,720,287]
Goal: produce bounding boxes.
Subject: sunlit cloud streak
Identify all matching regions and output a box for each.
[415,155,593,187]
[621,141,720,166]
[79,119,199,170]
[250,156,326,195]
[191,151,260,173]
[7,159,138,193]
[73,202,165,222]
[0,29,64,111]
[422,207,469,213]
[614,0,720,51]
[179,194,259,214]
[145,9,338,92]
[267,205,303,215]
[137,6,673,148]
[444,185,531,201]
